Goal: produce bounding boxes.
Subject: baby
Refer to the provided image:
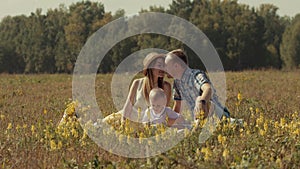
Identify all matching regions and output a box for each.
[142,88,184,127]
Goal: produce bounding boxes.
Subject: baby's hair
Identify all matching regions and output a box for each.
[149,88,166,101]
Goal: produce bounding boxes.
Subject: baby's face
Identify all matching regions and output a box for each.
[149,97,166,114]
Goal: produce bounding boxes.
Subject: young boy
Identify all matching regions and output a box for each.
[142,88,185,127]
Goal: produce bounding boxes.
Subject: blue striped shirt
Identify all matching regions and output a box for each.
[173,68,230,119]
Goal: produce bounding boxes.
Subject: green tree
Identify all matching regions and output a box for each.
[189,0,266,70]
[45,5,71,73]
[257,4,286,68]
[189,0,228,68]
[23,9,53,73]
[64,1,106,72]
[168,0,192,20]
[0,16,26,73]
[280,14,300,69]
[0,42,24,73]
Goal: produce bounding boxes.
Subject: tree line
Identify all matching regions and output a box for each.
[0,0,300,73]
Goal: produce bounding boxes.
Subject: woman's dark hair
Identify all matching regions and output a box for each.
[142,57,165,104]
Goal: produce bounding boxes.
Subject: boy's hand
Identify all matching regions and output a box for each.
[194,97,209,117]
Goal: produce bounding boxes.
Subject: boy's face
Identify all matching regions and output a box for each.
[150,97,166,114]
[164,55,175,77]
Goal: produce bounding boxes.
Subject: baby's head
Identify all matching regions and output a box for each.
[149,88,167,114]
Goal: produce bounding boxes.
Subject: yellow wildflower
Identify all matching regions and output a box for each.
[50,140,57,150]
[195,110,204,120]
[137,107,141,121]
[223,148,229,160]
[292,111,297,118]
[237,92,242,101]
[71,128,78,138]
[263,122,268,131]
[155,134,160,142]
[196,148,200,157]
[57,141,63,149]
[274,121,279,128]
[293,128,299,136]
[81,140,86,147]
[165,115,169,124]
[65,101,78,116]
[217,134,226,145]
[7,123,12,130]
[201,147,212,161]
[23,124,27,129]
[217,134,223,144]
[118,134,124,142]
[259,129,266,136]
[139,133,145,144]
[280,118,286,127]
[127,135,131,145]
[239,128,244,137]
[16,124,21,131]
[184,128,190,137]
[0,114,5,120]
[31,125,35,134]
[82,130,88,140]
[276,158,282,168]
[62,129,70,139]
[256,114,264,127]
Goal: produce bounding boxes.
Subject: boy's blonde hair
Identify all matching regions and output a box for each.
[167,49,188,66]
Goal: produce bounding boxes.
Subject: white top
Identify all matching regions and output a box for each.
[142,107,180,125]
[129,78,149,122]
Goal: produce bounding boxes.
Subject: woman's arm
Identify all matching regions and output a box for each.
[122,79,140,120]
[173,100,181,113]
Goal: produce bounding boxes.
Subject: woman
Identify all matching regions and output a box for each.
[103,52,171,123]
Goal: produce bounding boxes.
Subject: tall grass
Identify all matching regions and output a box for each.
[0,70,299,168]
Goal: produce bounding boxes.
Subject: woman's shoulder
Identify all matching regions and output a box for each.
[132,78,144,85]
[131,78,145,91]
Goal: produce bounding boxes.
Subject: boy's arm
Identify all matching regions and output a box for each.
[195,83,212,117]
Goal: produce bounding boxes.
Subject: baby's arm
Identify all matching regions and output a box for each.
[166,107,189,129]
[165,107,182,126]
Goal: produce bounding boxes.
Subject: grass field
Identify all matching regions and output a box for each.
[0,70,300,168]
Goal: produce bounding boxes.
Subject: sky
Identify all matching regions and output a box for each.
[0,0,299,20]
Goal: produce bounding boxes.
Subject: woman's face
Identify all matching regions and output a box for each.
[151,57,165,78]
